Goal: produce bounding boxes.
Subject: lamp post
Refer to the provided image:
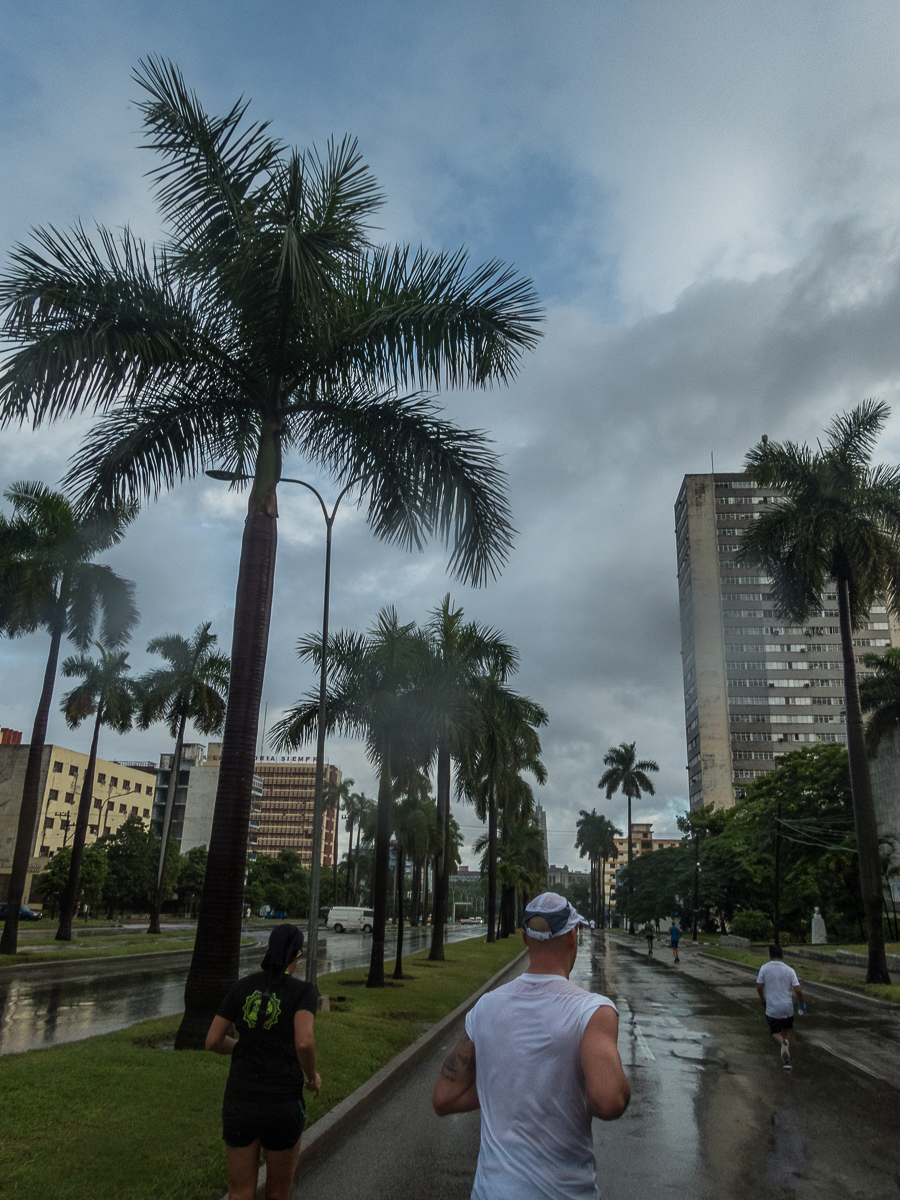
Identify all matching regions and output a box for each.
[205,469,360,982]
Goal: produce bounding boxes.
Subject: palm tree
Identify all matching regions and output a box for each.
[272,608,430,986]
[597,817,621,929]
[457,675,547,943]
[599,742,659,934]
[57,646,136,940]
[739,401,900,983]
[390,778,435,978]
[323,775,355,905]
[575,809,603,921]
[860,649,900,757]
[475,815,547,925]
[420,596,518,960]
[0,484,137,954]
[0,61,540,1043]
[350,792,376,905]
[135,622,230,934]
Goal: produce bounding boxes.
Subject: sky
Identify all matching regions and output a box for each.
[4,1,900,869]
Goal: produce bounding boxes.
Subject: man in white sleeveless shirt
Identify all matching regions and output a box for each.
[432,892,630,1200]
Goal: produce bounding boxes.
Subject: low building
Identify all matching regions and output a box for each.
[546,864,591,891]
[0,735,155,902]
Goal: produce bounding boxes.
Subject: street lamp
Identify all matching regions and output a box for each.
[205,469,360,982]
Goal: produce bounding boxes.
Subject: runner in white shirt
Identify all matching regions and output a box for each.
[432,892,630,1199]
[756,943,806,1070]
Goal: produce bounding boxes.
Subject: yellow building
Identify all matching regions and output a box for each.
[0,737,155,902]
[605,823,680,911]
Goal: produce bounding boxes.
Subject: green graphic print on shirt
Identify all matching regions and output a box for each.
[242,988,282,1031]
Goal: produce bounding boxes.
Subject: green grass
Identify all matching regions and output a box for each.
[700,945,900,1005]
[0,934,256,969]
[0,934,524,1200]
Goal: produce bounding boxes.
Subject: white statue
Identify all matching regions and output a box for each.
[811,906,827,944]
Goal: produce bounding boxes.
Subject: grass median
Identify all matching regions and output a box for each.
[0,933,524,1200]
[0,933,257,969]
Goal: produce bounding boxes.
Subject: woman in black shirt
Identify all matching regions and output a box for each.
[206,924,322,1200]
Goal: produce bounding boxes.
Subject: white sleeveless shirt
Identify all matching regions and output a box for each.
[465,972,616,1200]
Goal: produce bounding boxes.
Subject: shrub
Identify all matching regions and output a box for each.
[730,909,773,941]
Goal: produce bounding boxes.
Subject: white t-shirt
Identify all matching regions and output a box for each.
[465,972,616,1200]
[756,959,800,1018]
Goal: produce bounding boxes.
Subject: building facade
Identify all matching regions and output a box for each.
[0,737,155,900]
[207,746,339,869]
[675,472,900,810]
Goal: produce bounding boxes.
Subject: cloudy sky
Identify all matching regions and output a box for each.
[4,1,900,868]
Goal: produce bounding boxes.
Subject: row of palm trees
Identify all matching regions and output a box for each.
[272,595,548,987]
[0,490,232,948]
[0,60,543,1046]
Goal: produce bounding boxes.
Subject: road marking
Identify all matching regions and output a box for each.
[808,1039,887,1083]
[632,1023,656,1062]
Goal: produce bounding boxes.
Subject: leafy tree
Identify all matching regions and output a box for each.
[739,401,898,981]
[575,810,620,926]
[475,815,546,927]
[323,775,355,907]
[99,815,165,916]
[0,60,540,1043]
[56,646,136,940]
[135,622,229,933]
[860,648,900,756]
[243,851,309,918]
[0,484,137,953]
[176,845,208,915]
[598,742,659,933]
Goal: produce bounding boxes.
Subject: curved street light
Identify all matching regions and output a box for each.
[206,469,361,982]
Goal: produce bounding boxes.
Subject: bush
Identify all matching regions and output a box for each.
[729,909,773,941]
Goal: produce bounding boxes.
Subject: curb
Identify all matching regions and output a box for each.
[233,947,528,1200]
[696,950,900,1013]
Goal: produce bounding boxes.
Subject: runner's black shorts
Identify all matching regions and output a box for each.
[766,1015,794,1035]
[222,1098,306,1150]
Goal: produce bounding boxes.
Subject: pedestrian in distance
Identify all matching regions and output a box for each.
[645,926,654,954]
[206,924,322,1200]
[756,943,806,1070]
[669,921,681,962]
[432,892,631,1200]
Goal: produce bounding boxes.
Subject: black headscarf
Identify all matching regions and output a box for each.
[260,923,304,982]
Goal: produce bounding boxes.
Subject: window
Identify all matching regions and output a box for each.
[119,804,127,814]
[107,800,114,809]
[40,845,51,857]
[131,806,138,816]
[111,776,118,787]
[146,785,153,795]
[48,789,59,802]
[44,818,54,829]
[69,764,78,776]
[89,825,98,835]
[142,809,150,818]
[97,773,106,784]
[53,761,63,773]
[93,800,102,810]
[64,792,75,804]
[123,780,131,791]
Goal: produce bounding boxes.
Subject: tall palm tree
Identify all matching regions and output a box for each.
[458,678,547,941]
[475,815,547,925]
[0,483,137,954]
[135,622,230,933]
[597,817,621,929]
[575,809,604,921]
[599,742,659,934]
[0,61,541,1041]
[390,779,435,978]
[273,608,430,986]
[420,596,518,960]
[323,775,355,905]
[739,401,900,983]
[57,646,136,941]
[350,792,376,905]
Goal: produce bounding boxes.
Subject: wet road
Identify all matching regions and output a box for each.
[0,924,484,1056]
[295,934,900,1200]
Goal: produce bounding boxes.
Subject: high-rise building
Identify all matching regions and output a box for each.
[209,746,340,869]
[675,472,900,810]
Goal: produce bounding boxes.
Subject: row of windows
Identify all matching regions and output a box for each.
[726,643,841,654]
[729,695,843,706]
[731,713,842,724]
[44,805,149,829]
[727,660,842,671]
[728,678,841,689]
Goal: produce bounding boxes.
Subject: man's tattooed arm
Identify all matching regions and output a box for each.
[433,1033,480,1115]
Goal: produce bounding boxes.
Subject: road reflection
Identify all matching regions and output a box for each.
[0,924,485,1056]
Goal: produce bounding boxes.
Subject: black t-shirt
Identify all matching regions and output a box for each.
[217,971,319,1104]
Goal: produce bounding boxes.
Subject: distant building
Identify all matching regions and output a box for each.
[546,863,590,891]
[0,735,155,902]
[675,472,900,809]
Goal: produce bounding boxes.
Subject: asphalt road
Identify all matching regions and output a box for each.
[294,934,900,1200]
[0,924,485,1056]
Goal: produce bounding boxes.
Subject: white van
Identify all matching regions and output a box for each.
[327,906,375,934]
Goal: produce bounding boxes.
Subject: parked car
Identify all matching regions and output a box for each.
[0,903,43,921]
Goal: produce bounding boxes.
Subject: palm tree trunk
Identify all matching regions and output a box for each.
[393,845,406,979]
[627,795,634,935]
[0,601,66,955]
[176,459,279,1049]
[57,702,102,942]
[423,857,431,927]
[429,737,451,961]
[149,707,188,935]
[836,574,891,983]
[353,824,362,904]
[410,856,421,926]
[367,755,393,987]
[599,857,605,929]
[344,817,354,903]
[487,782,498,943]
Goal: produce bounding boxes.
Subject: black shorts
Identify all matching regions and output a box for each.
[766,1015,794,1035]
[222,1098,306,1151]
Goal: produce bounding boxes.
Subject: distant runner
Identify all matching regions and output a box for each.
[669,921,681,962]
[756,944,805,1069]
[645,927,654,954]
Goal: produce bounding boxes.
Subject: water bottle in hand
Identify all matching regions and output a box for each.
[797,1004,807,1016]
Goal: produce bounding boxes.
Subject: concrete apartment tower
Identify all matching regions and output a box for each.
[675,472,900,811]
